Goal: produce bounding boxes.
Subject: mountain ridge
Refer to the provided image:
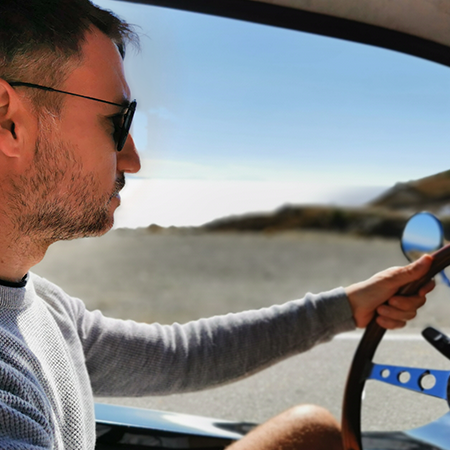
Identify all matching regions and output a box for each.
[146,170,450,238]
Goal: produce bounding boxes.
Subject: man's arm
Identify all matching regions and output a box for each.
[0,342,54,449]
[66,256,433,397]
[77,287,354,396]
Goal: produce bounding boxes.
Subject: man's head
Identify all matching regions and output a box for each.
[0,1,141,246]
[0,0,136,115]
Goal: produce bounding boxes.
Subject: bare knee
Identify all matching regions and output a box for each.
[277,404,342,448]
[227,404,342,450]
[283,404,340,430]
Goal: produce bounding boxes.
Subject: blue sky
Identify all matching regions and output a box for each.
[95,0,450,226]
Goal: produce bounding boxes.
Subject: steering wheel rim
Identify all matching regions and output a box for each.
[341,243,450,450]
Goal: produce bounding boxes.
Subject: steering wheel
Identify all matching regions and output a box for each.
[341,212,450,450]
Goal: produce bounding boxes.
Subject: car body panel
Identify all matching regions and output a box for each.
[95,402,254,440]
[405,411,450,449]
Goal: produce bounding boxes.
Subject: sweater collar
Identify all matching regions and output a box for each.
[0,274,28,288]
[0,274,34,310]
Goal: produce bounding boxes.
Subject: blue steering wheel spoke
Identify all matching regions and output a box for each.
[368,363,450,401]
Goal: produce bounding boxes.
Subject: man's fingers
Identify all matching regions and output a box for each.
[376,315,407,330]
[387,294,427,312]
[377,303,417,321]
[375,288,431,330]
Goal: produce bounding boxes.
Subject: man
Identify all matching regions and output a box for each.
[0,1,435,449]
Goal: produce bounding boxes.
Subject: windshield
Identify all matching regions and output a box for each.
[92,0,450,229]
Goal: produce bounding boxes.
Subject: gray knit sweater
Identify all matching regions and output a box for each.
[0,272,354,449]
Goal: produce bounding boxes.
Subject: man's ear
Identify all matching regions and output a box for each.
[0,79,34,159]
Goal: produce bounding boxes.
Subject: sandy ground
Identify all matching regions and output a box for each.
[32,230,450,428]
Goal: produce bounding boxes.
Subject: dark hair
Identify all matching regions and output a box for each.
[0,0,137,114]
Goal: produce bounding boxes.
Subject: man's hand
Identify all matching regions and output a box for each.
[345,255,435,329]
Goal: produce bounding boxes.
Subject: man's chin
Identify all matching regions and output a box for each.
[62,210,116,241]
[94,219,114,237]
[95,212,116,237]
[61,222,113,241]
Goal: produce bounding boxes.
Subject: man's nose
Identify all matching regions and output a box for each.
[118,134,141,174]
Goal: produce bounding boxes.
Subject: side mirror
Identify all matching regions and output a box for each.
[401,212,450,286]
[401,212,444,261]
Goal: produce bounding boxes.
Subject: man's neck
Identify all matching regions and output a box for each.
[0,224,49,283]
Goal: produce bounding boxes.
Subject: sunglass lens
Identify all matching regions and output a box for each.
[117,100,137,152]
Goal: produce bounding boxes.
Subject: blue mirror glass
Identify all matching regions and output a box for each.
[401,212,443,262]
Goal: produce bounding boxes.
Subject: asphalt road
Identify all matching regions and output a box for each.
[33,229,450,434]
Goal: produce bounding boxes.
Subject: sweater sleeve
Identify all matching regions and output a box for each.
[0,332,54,449]
[73,288,355,397]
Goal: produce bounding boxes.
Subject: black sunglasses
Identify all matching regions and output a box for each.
[9,81,136,152]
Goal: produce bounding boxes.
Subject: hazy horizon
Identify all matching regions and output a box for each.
[113,178,388,229]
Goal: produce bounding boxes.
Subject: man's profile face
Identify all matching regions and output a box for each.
[9,28,141,242]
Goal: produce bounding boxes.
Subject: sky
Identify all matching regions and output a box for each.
[95,0,450,228]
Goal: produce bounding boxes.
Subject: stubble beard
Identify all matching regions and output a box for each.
[8,127,124,244]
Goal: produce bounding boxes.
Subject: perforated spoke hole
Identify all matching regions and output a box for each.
[381,369,390,378]
[419,373,436,390]
[398,371,411,384]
